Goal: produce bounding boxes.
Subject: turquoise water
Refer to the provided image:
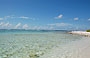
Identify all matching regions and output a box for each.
[0,29,82,58]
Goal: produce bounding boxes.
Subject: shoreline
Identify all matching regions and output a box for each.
[40,37,90,58]
[68,31,90,37]
[40,31,90,58]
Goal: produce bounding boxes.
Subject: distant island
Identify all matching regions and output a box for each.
[86,29,90,32]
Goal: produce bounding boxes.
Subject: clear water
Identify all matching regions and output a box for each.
[0,29,82,58]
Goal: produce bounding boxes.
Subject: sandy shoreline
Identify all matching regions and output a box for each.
[69,31,90,37]
[40,31,90,58]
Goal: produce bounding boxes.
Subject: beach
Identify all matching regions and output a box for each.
[40,31,90,58]
[0,0,90,58]
[0,30,90,58]
[69,31,90,37]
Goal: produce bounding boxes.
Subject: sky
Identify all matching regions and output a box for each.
[0,0,90,30]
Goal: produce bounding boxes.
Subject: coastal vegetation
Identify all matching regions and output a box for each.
[86,29,90,32]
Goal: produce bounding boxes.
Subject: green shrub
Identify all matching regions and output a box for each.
[86,29,90,32]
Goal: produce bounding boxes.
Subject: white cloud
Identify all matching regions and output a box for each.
[14,23,21,29]
[19,16,29,19]
[74,18,79,20]
[3,22,12,27]
[55,14,63,19]
[4,15,15,19]
[22,24,29,29]
[48,23,72,27]
[58,14,63,18]
[0,22,12,29]
[0,15,15,20]
[0,15,30,20]
[88,18,90,21]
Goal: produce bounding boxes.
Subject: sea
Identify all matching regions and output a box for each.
[0,29,83,58]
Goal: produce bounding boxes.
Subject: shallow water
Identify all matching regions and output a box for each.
[0,30,83,58]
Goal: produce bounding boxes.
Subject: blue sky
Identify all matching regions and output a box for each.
[0,0,90,30]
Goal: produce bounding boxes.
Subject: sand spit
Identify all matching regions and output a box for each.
[69,31,90,37]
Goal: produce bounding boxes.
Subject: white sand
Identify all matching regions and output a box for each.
[40,33,90,58]
[69,31,90,36]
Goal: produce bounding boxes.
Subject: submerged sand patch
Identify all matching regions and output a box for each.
[40,37,90,58]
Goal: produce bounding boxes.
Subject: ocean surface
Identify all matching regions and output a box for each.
[0,29,83,58]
